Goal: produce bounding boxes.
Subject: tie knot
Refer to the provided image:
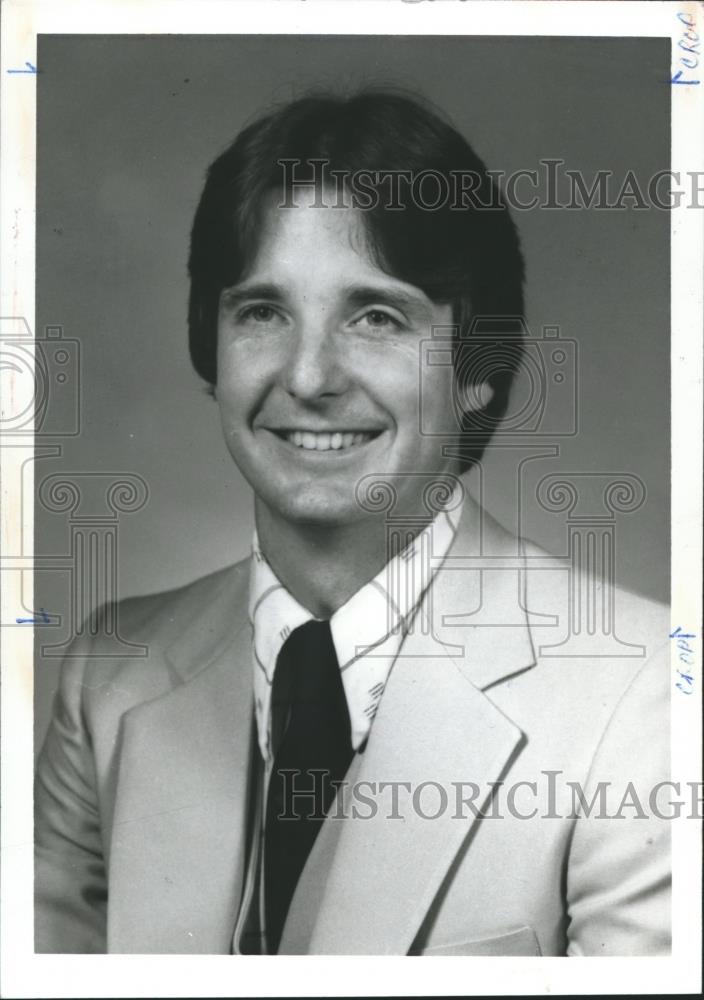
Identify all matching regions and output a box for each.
[270,619,343,745]
[278,619,336,693]
[287,618,333,653]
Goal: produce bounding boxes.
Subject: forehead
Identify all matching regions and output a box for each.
[246,189,380,280]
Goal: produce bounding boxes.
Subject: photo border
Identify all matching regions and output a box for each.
[1,1,701,996]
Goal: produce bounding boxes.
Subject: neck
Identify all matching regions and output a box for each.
[255,501,431,619]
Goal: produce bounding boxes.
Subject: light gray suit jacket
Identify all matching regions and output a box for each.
[35,496,670,955]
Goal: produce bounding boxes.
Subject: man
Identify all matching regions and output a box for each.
[35,90,670,956]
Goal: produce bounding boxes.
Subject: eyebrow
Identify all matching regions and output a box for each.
[219,283,286,308]
[341,284,431,316]
[220,281,432,316]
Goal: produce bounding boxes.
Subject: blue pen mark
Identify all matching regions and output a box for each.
[672,11,700,84]
[6,61,39,75]
[15,608,51,624]
[671,70,699,85]
[670,626,696,694]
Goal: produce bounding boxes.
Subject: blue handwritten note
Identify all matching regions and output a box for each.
[15,608,51,624]
[6,61,38,75]
[672,11,700,84]
[671,626,696,694]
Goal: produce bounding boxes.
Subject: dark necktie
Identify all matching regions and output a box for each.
[264,619,354,954]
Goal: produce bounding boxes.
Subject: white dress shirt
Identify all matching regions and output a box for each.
[249,481,465,759]
[233,481,465,953]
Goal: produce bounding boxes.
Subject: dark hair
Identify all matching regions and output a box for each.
[188,88,525,472]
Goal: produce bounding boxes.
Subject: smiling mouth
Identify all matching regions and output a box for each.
[270,429,383,451]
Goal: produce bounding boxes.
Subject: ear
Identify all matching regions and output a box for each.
[454,379,494,415]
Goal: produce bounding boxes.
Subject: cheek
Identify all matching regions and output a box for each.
[215,333,278,419]
[345,338,423,411]
[215,365,248,428]
[381,356,455,440]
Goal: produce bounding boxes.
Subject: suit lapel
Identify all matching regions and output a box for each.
[281,493,536,955]
[108,569,255,954]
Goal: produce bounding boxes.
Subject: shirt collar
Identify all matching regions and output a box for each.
[249,481,465,760]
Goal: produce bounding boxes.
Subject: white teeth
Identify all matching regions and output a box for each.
[284,430,375,450]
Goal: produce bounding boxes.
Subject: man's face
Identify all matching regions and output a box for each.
[216,191,465,526]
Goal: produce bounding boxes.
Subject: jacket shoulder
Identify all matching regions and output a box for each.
[114,557,251,645]
[520,537,669,654]
[64,557,251,701]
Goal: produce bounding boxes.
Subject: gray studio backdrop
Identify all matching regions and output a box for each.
[34,35,670,749]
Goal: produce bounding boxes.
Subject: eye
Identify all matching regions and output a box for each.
[239,304,278,323]
[354,309,403,331]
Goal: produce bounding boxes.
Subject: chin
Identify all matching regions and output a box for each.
[263,483,368,528]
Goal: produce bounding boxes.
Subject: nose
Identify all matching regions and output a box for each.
[281,321,348,402]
